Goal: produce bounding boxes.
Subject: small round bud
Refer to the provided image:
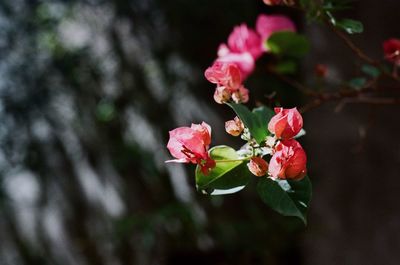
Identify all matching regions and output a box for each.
[213,86,231,104]
[247,157,268,177]
[225,116,244,136]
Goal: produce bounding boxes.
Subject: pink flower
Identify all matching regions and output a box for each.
[268,107,303,139]
[247,157,269,177]
[205,61,242,92]
[383,38,400,65]
[225,116,244,136]
[268,139,307,180]
[216,48,255,79]
[227,24,263,59]
[166,122,216,175]
[256,14,296,51]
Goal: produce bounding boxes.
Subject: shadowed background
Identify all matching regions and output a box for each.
[0,0,399,264]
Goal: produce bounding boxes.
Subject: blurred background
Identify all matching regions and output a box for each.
[0,0,400,264]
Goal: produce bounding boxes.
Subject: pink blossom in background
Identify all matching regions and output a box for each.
[166,122,216,175]
[227,24,263,59]
[262,0,282,5]
[268,107,303,139]
[383,38,400,65]
[256,14,296,51]
[216,49,255,79]
[269,139,307,180]
[247,157,269,177]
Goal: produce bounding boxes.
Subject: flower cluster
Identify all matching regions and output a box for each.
[205,14,295,104]
[225,108,307,180]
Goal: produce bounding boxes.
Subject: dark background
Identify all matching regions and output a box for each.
[0,0,399,264]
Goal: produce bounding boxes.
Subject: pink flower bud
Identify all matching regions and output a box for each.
[232,86,249,103]
[315,64,328,78]
[247,157,269,177]
[166,122,216,175]
[256,14,296,51]
[268,139,307,180]
[268,107,303,139]
[225,116,244,136]
[213,86,231,104]
[383,38,400,65]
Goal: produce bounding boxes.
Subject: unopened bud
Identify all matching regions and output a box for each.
[225,116,244,136]
[247,157,268,177]
[232,86,249,104]
[213,86,231,104]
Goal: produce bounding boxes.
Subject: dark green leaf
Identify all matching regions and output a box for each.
[348,77,367,89]
[196,145,251,195]
[274,60,298,74]
[227,103,274,144]
[336,19,364,34]
[361,64,380,78]
[267,32,310,58]
[257,176,312,224]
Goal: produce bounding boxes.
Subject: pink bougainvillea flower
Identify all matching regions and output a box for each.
[231,85,249,103]
[256,14,296,51]
[383,38,400,65]
[225,116,244,136]
[268,107,303,139]
[216,49,255,79]
[268,139,307,180]
[227,24,263,59]
[166,122,216,175]
[204,61,242,92]
[247,157,269,177]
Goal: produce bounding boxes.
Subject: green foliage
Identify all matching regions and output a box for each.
[257,176,312,224]
[274,60,298,75]
[267,32,310,58]
[361,64,380,78]
[227,103,274,144]
[348,77,367,89]
[195,146,251,195]
[336,19,364,34]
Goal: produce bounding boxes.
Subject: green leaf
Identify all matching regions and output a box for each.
[195,145,251,195]
[361,64,380,78]
[348,77,367,89]
[336,19,364,34]
[227,103,274,144]
[257,176,312,224]
[274,60,298,75]
[267,32,310,58]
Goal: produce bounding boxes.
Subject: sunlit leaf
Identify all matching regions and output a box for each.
[196,145,251,195]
